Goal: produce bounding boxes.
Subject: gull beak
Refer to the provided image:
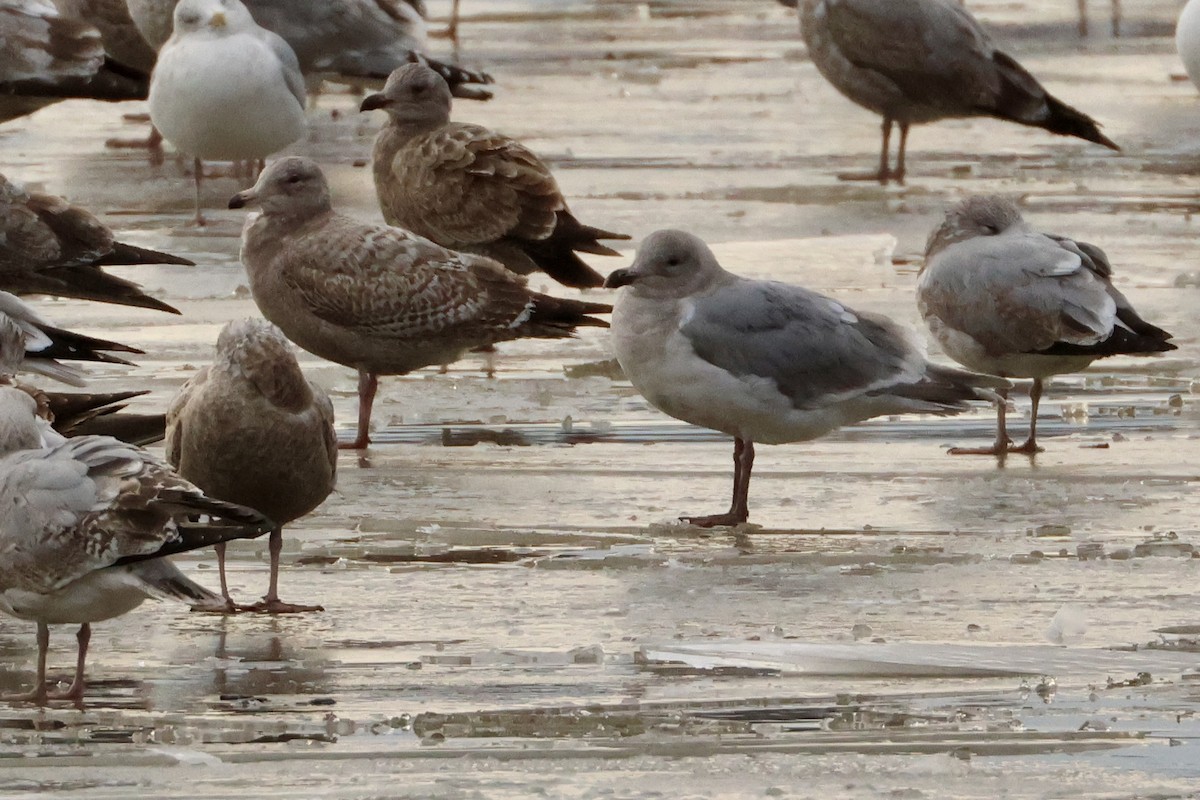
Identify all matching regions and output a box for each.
[209,10,227,28]
[603,268,638,289]
[228,188,256,209]
[359,93,390,112]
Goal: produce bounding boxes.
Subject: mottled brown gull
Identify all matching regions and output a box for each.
[167,318,336,614]
[148,0,307,224]
[0,386,273,705]
[229,156,611,450]
[0,291,141,387]
[605,230,1004,528]
[362,63,629,289]
[127,0,493,100]
[918,195,1175,456]
[0,173,187,313]
[784,0,1119,184]
[0,0,147,123]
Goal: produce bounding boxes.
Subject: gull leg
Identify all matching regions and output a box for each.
[247,528,324,614]
[4,623,50,705]
[191,542,244,613]
[1111,0,1120,36]
[838,117,895,184]
[1078,0,1088,36]
[893,122,909,185]
[681,437,754,527]
[193,156,207,227]
[1010,379,1046,454]
[47,624,90,703]
[949,386,1013,456]
[339,371,378,450]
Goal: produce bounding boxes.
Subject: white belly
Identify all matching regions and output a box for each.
[0,568,152,626]
[150,37,306,161]
[927,315,1095,380]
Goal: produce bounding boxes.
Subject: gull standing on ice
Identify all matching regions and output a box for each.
[229,157,611,450]
[0,292,141,386]
[784,0,1119,184]
[148,0,306,224]
[0,387,273,705]
[605,230,1004,527]
[362,63,628,289]
[0,173,188,313]
[918,196,1175,455]
[167,319,336,614]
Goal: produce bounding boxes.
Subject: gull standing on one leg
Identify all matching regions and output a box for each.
[148,0,306,225]
[606,230,1004,527]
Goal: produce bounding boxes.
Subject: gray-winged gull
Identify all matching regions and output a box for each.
[148,0,307,224]
[917,195,1175,456]
[782,0,1119,184]
[167,318,336,614]
[0,172,188,313]
[229,156,610,450]
[0,292,142,386]
[0,386,273,705]
[361,63,628,289]
[605,229,1004,527]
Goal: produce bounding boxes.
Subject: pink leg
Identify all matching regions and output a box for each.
[246,528,324,614]
[47,624,90,704]
[1010,379,1046,455]
[681,438,755,527]
[5,623,50,705]
[191,542,245,613]
[339,371,378,450]
[949,386,1014,456]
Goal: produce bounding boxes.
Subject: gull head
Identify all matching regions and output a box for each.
[229,157,332,220]
[924,195,1026,261]
[0,387,44,456]
[214,319,307,402]
[605,230,725,298]
[172,0,255,37]
[360,62,452,128]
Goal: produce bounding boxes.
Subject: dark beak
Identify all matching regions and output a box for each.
[228,189,254,209]
[360,93,389,112]
[603,268,638,289]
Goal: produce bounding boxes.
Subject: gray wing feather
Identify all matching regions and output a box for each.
[260,28,306,109]
[680,279,922,410]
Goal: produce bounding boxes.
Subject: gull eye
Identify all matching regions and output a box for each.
[180,12,200,24]
[666,257,681,267]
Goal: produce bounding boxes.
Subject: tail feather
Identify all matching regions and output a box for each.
[877,363,1009,410]
[988,51,1119,151]
[518,211,630,289]
[93,241,194,268]
[402,52,494,101]
[115,490,275,566]
[32,266,180,314]
[518,294,611,339]
[1037,329,1178,358]
[34,324,142,366]
[130,559,221,606]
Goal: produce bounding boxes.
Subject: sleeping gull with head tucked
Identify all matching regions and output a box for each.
[148,0,306,224]
[229,156,611,450]
[0,386,274,705]
[605,229,1004,528]
[917,195,1175,456]
[167,318,336,614]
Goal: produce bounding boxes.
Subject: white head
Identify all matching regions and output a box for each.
[604,230,728,299]
[171,0,257,38]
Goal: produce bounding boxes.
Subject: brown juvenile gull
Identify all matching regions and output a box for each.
[782,0,1119,184]
[0,387,274,705]
[229,156,611,450]
[127,0,493,100]
[0,0,147,123]
[0,291,141,386]
[605,229,1004,528]
[917,195,1175,456]
[167,318,336,614]
[0,173,187,313]
[361,63,629,289]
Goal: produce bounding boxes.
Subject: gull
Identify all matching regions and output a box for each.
[605,229,1004,528]
[0,0,147,123]
[167,318,336,614]
[1178,0,1200,92]
[229,156,611,449]
[917,195,1175,456]
[0,387,274,705]
[127,0,493,100]
[148,0,307,224]
[0,172,187,313]
[362,63,629,289]
[785,0,1119,184]
[0,292,141,387]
